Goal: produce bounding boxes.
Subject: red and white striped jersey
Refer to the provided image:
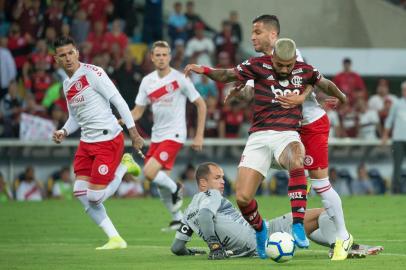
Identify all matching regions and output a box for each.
[63,63,122,142]
[136,68,200,143]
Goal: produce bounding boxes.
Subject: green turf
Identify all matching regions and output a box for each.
[0,195,405,270]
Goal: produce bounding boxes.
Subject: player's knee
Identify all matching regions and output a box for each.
[143,167,157,181]
[87,189,106,205]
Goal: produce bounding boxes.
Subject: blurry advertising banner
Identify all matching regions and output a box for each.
[19,113,55,140]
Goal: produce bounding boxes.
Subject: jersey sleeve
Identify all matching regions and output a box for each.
[234,58,257,82]
[175,216,194,242]
[135,79,149,106]
[307,66,322,85]
[92,67,121,100]
[181,76,201,102]
[198,189,222,215]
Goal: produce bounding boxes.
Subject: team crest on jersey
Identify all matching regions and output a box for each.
[165,83,175,93]
[291,76,302,87]
[75,81,83,91]
[279,80,289,87]
[98,164,109,175]
[159,151,169,161]
[304,155,314,166]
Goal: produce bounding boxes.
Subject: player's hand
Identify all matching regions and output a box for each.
[276,93,306,109]
[52,129,66,144]
[184,64,204,77]
[208,243,229,260]
[324,97,339,109]
[224,84,245,104]
[191,135,204,151]
[188,248,207,256]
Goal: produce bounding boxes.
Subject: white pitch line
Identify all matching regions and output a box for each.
[355,239,406,243]
[299,249,406,257]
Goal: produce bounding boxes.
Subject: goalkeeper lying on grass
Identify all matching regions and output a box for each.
[171,162,383,259]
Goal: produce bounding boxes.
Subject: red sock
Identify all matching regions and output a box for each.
[288,168,307,224]
[238,199,263,231]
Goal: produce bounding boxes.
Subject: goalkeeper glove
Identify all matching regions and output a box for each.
[207,236,229,260]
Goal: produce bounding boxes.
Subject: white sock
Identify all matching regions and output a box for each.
[158,186,183,221]
[73,180,89,209]
[153,171,177,193]
[308,211,337,246]
[99,216,119,238]
[104,164,127,201]
[311,178,349,240]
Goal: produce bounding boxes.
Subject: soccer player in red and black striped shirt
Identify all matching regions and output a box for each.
[185,38,326,257]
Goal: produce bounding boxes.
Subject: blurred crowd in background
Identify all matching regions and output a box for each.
[1,0,406,201]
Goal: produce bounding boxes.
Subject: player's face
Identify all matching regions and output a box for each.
[251,22,277,53]
[204,165,225,194]
[272,54,296,79]
[151,47,171,71]
[54,44,80,75]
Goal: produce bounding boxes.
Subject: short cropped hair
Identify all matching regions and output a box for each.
[195,162,220,185]
[151,40,171,53]
[252,14,280,35]
[54,36,77,50]
[274,38,296,61]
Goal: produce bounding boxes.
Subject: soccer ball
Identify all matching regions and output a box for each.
[266,232,296,262]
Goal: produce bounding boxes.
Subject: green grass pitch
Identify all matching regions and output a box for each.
[1,195,405,270]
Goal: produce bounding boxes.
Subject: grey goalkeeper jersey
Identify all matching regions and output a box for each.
[175,189,256,257]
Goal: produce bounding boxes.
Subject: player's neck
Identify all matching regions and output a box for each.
[66,62,81,78]
[157,67,171,78]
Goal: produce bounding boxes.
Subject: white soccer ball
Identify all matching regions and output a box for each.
[266,232,296,262]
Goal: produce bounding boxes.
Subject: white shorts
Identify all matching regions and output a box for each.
[238,130,302,177]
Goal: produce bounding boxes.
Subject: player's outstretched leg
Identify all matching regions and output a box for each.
[288,168,310,248]
[87,188,127,250]
[158,186,183,231]
[238,199,268,259]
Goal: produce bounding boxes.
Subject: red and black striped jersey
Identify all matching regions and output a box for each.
[234,55,321,133]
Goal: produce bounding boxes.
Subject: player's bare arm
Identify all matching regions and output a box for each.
[316,77,347,104]
[184,64,238,83]
[276,84,313,109]
[192,97,207,151]
[130,105,146,122]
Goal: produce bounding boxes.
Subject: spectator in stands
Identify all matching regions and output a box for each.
[356,98,380,139]
[23,93,47,118]
[339,102,358,137]
[0,80,23,137]
[368,168,387,195]
[116,173,144,198]
[204,95,221,138]
[195,75,218,99]
[0,1,10,37]
[333,58,367,105]
[219,100,244,138]
[269,171,289,195]
[44,26,57,51]
[51,167,73,200]
[329,168,351,196]
[105,19,128,55]
[44,0,64,35]
[229,11,242,43]
[24,60,53,104]
[168,2,188,46]
[0,171,12,202]
[29,39,54,73]
[184,1,215,40]
[142,0,163,45]
[0,36,17,99]
[71,9,90,45]
[382,81,406,193]
[180,163,198,197]
[86,20,108,57]
[213,21,239,65]
[368,79,397,126]
[7,23,32,76]
[171,39,187,70]
[185,22,215,67]
[12,0,42,38]
[16,166,43,201]
[80,0,113,28]
[352,163,375,195]
[79,41,92,63]
[214,51,233,102]
[113,48,143,108]
[49,103,66,130]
